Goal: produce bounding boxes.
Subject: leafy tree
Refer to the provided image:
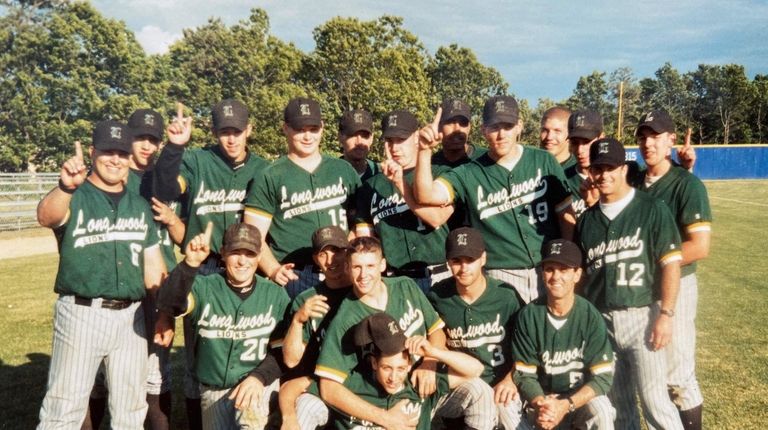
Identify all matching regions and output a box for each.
[751,74,768,144]
[689,64,752,144]
[567,71,613,124]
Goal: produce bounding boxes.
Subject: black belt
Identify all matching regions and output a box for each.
[74,296,137,310]
[390,263,449,279]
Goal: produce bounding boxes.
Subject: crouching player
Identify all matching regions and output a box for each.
[156,222,290,429]
[330,312,496,429]
[512,240,615,429]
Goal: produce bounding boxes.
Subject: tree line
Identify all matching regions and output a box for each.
[1,1,766,172]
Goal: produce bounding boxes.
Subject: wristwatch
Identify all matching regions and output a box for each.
[567,397,576,413]
[660,308,675,317]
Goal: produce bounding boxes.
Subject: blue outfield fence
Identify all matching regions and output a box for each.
[625,144,768,180]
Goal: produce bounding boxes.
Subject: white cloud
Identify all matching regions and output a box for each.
[135,25,181,55]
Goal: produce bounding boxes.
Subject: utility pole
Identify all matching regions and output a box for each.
[617,81,624,140]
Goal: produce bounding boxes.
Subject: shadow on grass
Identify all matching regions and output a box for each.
[0,353,50,429]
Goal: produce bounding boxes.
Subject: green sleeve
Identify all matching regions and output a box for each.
[680,176,713,227]
[269,286,293,349]
[410,281,443,334]
[582,303,614,396]
[315,303,357,383]
[244,168,276,215]
[437,167,464,204]
[179,150,196,191]
[546,153,572,207]
[652,200,682,262]
[511,307,546,401]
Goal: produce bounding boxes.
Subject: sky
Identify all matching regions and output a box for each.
[91,0,768,106]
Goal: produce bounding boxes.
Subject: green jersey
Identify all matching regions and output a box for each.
[427,277,523,386]
[330,369,449,430]
[245,155,360,267]
[437,147,572,269]
[355,167,451,269]
[178,146,269,254]
[187,273,290,389]
[289,282,352,376]
[560,154,577,170]
[127,169,178,270]
[639,166,712,277]
[315,277,444,383]
[512,296,614,401]
[342,157,381,183]
[53,180,159,300]
[575,189,682,311]
[564,164,589,219]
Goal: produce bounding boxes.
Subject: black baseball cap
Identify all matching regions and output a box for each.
[381,110,419,139]
[482,95,519,126]
[540,239,582,268]
[589,137,626,167]
[568,110,603,141]
[128,109,164,141]
[221,223,261,254]
[440,98,471,125]
[92,120,131,153]
[445,227,485,260]
[212,99,249,132]
[339,109,373,135]
[636,110,675,136]
[312,225,350,252]
[284,97,322,130]
[353,313,407,356]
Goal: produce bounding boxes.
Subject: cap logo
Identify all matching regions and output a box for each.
[575,114,585,127]
[300,103,311,116]
[144,114,155,126]
[495,100,505,112]
[353,112,363,124]
[388,321,399,335]
[550,243,562,254]
[236,228,251,241]
[645,112,654,122]
[388,115,398,127]
[110,126,122,139]
[223,105,234,117]
[598,141,610,154]
[452,100,462,110]
[456,233,468,246]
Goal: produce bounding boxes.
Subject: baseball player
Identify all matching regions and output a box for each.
[636,110,712,430]
[36,120,165,428]
[339,109,381,182]
[413,96,576,303]
[431,98,487,169]
[539,106,576,169]
[279,225,353,430]
[244,96,361,298]
[512,239,615,430]
[575,137,684,430]
[314,236,449,426]
[328,312,497,430]
[355,109,454,292]
[84,109,183,430]
[427,227,525,429]
[563,110,604,219]
[155,222,290,430]
[153,99,269,427]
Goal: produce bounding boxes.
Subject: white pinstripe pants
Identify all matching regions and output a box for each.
[666,273,703,411]
[295,393,328,430]
[604,306,683,430]
[200,380,279,430]
[38,297,148,429]
[486,267,542,304]
[433,378,498,430]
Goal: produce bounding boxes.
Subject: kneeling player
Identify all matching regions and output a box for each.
[512,240,615,429]
[329,312,496,430]
[156,222,290,430]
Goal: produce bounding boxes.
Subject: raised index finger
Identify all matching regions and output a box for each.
[74,140,83,160]
[176,102,184,121]
[384,141,393,160]
[684,127,692,147]
[431,107,442,130]
[202,221,213,245]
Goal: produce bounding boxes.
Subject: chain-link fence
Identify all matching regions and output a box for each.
[0,173,58,231]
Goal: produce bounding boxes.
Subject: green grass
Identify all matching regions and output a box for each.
[1,180,767,428]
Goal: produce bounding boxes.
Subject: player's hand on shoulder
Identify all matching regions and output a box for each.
[417,107,443,151]
[229,375,265,411]
[153,311,175,347]
[493,372,519,406]
[167,102,193,146]
[60,141,87,191]
[270,263,299,286]
[410,358,437,399]
[294,294,330,324]
[184,221,213,267]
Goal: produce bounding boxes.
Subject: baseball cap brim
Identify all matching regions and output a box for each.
[569,129,600,141]
[131,126,163,141]
[382,129,413,139]
[222,241,260,255]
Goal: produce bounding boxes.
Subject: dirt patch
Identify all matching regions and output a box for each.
[0,229,58,260]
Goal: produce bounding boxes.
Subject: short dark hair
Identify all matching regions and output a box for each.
[347,236,383,260]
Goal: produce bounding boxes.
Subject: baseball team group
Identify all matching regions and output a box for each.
[34,92,711,430]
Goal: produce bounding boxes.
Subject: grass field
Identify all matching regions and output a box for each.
[1,180,767,429]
